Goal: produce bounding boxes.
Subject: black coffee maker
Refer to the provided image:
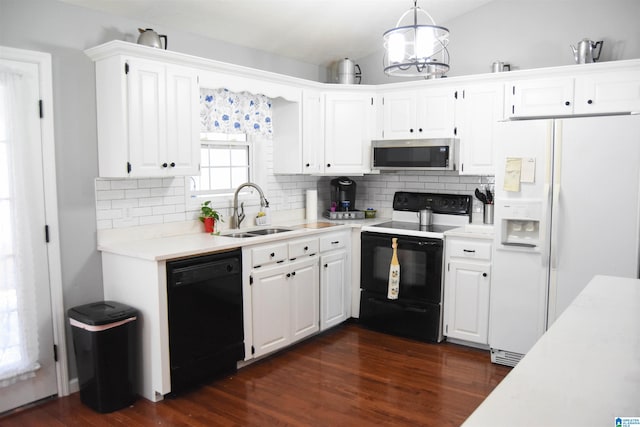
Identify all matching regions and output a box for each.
[330,177,357,211]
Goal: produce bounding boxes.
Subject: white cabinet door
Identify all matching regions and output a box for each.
[165,64,200,176]
[301,89,325,174]
[381,87,456,140]
[127,58,167,176]
[457,83,504,175]
[324,92,375,174]
[320,249,348,330]
[417,87,456,138]
[445,260,491,344]
[507,77,574,118]
[574,70,640,115]
[290,258,320,342]
[381,90,417,139]
[251,263,291,357]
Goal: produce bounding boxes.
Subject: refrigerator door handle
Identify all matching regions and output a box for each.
[550,122,563,270]
[541,183,551,267]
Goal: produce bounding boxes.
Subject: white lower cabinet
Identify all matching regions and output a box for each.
[251,256,319,358]
[319,231,351,331]
[444,236,492,346]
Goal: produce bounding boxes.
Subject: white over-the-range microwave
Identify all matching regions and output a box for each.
[371,139,459,171]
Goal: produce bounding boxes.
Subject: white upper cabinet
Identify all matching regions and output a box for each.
[381,86,456,139]
[301,89,325,174]
[506,77,574,118]
[506,68,640,118]
[94,55,199,177]
[574,70,640,114]
[456,83,504,175]
[323,91,376,175]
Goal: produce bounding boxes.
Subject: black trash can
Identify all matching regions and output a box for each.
[68,301,138,413]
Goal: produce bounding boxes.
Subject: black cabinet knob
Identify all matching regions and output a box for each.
[162,162,168,168]
[483,273,487,277]
[291,271,296,276]
[286,273,291,278]
[327,163,331,167]
[409,128,414,133]
[306,163,310,167]
[565,101,571,106]
[418,128,423,132]
[304,246,309,251]
[270,252,275,257]
[170,162,175,167]
[324,264,328,268]
[587,99,593,104]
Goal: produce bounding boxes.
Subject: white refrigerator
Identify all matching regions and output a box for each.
[490,115,640,366]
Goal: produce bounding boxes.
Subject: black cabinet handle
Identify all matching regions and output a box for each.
[270,252,275,257]
[306,163,310,167]
[324,264,328,268]
[291,271,296,276]
[587,99,593,104]
[463,249,476,253]
[331,241,339,244]
[418,128,423,132]
[170,162,175,167]
[483,273,487,277]
[162,162,168,168]
[409,128,414,133]
[565,101,571,106]
[327,163,331,167]
[304,246,309,251]
[286,273,291,278]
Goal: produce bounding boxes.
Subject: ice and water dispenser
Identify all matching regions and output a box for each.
[498,201,543,248]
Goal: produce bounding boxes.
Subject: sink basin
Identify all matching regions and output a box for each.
[247,228,292,235]
[224,232,259,238]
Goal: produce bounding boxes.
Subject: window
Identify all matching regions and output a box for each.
[191,133,251,197]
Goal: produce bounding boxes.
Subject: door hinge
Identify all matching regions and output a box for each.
[462,89,465,99]
[127,162,132,174]
[251,345,255,355]
[371,97,373,106]
[125,62,130,74]
[461,163,464,173]
[38,99,44,118]
[45,225,50,243]
[447,262,450,272]
[454,91,458,99]
[453,127,457,136]
[512,85,516,95]
[512,105,515,115]
[382,97,385,106]
[53,344,58,362]
[445,325,448,334]
[249,275,253,285]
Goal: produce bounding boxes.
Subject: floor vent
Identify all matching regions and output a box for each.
[490,348,524,367]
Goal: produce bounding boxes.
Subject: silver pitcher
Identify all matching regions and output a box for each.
[570,39,603,64]
[137,28,168,50]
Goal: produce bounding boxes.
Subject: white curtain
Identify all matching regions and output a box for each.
[0,68,41,387]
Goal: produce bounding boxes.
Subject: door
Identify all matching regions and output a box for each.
[127,58,166,176]
[0,57,58,412]
[548,116,640,323]
[381,90,416,139]
[290,258,319,341]
[445,260,490,344]
[251,264,291,357]
[417,87,456,138]
[324,92,374,174]
[507,77,574,118]
[320,250,347,330]
[360,232,443,303]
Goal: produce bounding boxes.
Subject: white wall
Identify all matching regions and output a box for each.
[0,0,326,380]
[357,0,640,84]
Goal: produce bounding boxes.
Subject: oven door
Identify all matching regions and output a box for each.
[360,231,443,303]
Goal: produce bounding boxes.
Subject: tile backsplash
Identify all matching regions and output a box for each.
[96,170,493,230]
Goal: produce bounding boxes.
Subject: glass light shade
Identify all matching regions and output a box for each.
[383,2,450,77]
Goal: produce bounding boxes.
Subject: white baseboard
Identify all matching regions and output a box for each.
[68,378,79,394]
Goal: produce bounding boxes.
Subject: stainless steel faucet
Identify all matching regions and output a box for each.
[232,182,269,228]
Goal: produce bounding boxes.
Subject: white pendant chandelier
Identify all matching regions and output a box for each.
[383,0,450,77]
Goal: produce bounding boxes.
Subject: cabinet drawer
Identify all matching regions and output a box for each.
[251,242,288,267]
[288,237,319,259]
[320,232,348,252]
[447,239,492,261]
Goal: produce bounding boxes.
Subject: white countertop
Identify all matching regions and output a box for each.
[463,275,640,427]
[445,223,494,240]
[97,217,388,261]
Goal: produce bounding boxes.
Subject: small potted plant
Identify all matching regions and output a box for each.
[199,201,223,233]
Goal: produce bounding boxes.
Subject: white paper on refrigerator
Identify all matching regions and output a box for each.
[504,157,522,192]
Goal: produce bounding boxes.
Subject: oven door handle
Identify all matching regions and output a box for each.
[417,241,439,246]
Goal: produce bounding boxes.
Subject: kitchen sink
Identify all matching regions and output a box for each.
[224,232,259,238]
[246,228,292,235]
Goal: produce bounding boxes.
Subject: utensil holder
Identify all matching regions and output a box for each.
[483,204,494,225]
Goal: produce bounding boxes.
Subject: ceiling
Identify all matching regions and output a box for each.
[61,0,495,67]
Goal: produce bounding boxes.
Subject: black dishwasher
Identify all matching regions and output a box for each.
[166,248,244,395]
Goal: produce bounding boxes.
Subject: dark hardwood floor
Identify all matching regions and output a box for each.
[2,323,511,426]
